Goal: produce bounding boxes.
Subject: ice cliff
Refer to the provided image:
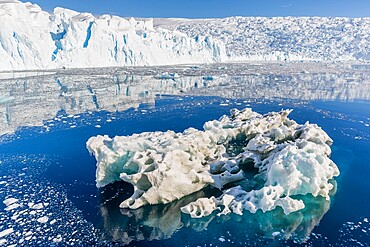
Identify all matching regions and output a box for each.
[1,0,370,71]
[87,108,339,217]
[0,0,224,71]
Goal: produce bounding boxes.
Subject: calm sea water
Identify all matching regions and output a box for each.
[0,66,369,246]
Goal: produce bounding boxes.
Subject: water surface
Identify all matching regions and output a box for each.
[0,64,369,246]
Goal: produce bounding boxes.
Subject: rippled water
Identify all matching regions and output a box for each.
[0,64,369,246]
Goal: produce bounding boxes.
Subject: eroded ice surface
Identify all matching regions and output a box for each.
[87,108,339,217]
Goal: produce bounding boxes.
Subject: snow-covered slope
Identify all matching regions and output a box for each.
[1,0,370,71]
[0,0,225,70]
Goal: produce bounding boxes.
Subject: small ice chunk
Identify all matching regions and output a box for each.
[0,228,14,238]
[31,203,44,210]
[154,72,179,80]
[5,203,21,211]
[37,216,49,224]
[3,198,18,206]
[218,237,226,242]
[10,214,18,220]
[53,235,62,243]
[272,231,281,237]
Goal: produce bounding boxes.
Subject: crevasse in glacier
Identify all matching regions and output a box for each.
[87,108,339,217]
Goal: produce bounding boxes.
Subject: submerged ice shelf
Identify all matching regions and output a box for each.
[87,108,339,217]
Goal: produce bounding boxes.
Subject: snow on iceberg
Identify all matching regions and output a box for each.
[87,108,339,217]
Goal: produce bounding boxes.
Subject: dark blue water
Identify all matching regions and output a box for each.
[0,95,369,245]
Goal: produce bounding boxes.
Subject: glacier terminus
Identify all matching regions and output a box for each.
[1,0,370,71]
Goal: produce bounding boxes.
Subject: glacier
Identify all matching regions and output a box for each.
[164,17,370,62]
[0,0,225,71]
[1,0,370,71]
[87,108,339,217]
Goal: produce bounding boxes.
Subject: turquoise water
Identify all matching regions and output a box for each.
[0,69,369,246]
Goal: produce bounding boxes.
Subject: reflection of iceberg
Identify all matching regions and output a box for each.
[88,108,339,221]
[98,185,218,245]
[99,182,335,245]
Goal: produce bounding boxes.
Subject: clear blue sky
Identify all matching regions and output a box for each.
[28,0,370,18]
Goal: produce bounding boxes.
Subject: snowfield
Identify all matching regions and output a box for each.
[0,0,370,71]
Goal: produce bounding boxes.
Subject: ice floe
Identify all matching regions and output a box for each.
[0,228,13,238]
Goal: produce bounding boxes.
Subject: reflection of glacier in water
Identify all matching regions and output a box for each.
[188,73,370,101]
[0,65,369,246]
[1,64,370,136]
[0,72,210,136]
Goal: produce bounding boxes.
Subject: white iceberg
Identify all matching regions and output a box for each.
[87,108,339,217]
[154,72,180,80]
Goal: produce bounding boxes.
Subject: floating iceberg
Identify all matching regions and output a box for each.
[153,72,180,80]
[87,108,339,217]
